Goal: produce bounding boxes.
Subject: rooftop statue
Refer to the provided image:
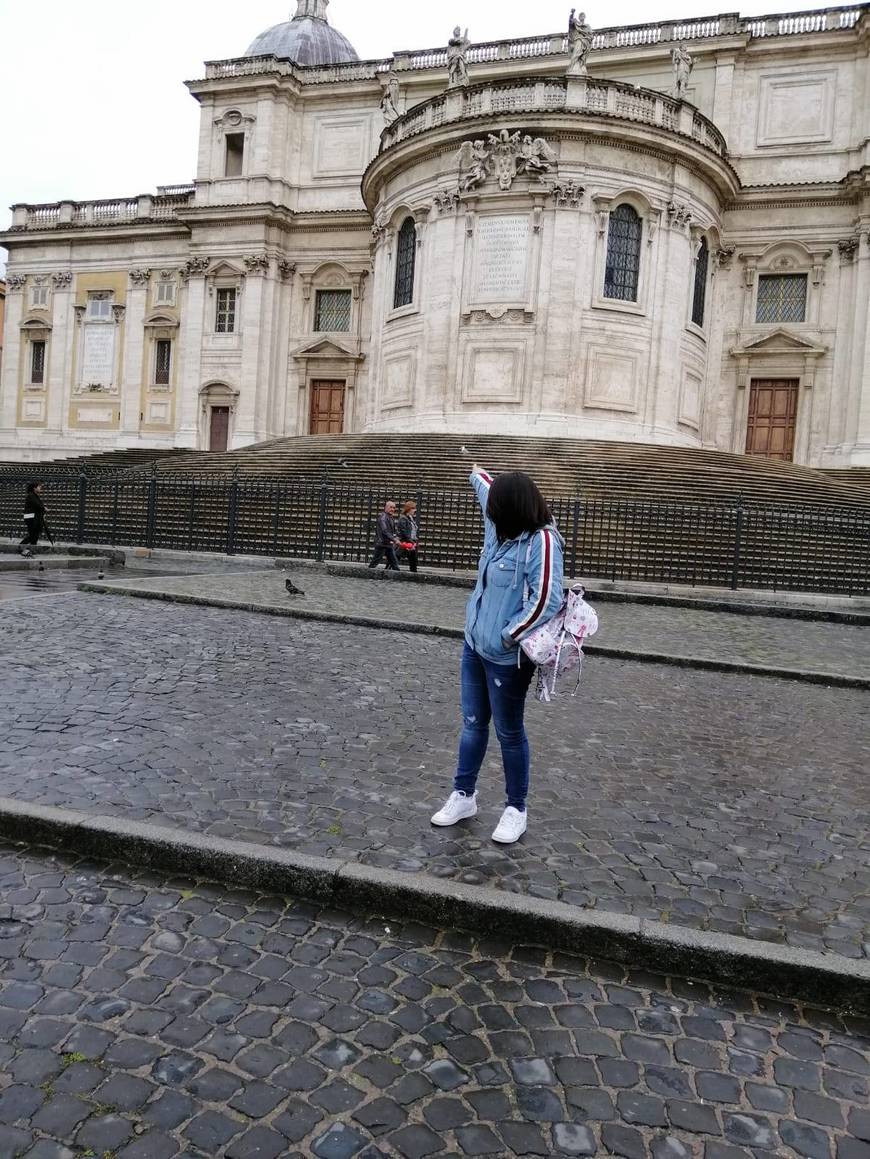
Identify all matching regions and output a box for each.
[566,9,593,77]
[448,26,471,88]
[671,43,694,99]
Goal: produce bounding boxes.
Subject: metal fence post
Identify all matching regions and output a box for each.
[730,493,744,590]
[76,472,88,544]
[316,479,328,561]
[145,466,158,549]
[226,467,240,555]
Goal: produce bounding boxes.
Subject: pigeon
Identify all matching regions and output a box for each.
[460,444,470,456]
[337,458,350,469]
[285,577,305,597]
[37,562,45,572]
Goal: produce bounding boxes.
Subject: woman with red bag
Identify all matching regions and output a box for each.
[397,500,419,573]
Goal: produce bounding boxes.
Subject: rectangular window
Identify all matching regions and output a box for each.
[225,133,245,177]
[31,286,49,309]
[87,292,113,320]
[755,274,807,324]
[30,341,46,385]
[314,289,352,332]
[155,281,176,306]
[215,287,237,333]
[155,340,172,385]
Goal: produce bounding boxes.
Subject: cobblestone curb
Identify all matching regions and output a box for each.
[78,580,870,689]
[0,797,868,1015]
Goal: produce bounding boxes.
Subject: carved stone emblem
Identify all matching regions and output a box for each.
[433,189,462,213]
[716,246,735,269]
[243,254,270,274]
[52,271,73,288]
[181,257,211,281]
[549,179,585,207]
[129,268,151,285]
[666,201,693,231]
[7,274,27,291]
[457,131,557,192]
[838,237,859,263]
[277,260,297,280]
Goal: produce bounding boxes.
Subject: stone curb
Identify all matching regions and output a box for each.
[0,555,110,573]
[78,580,870,689]
[0,797,867,1013]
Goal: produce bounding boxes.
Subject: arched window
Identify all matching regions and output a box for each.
[393,217,416,309]
[604,204,642,302]
[691,237,709,327]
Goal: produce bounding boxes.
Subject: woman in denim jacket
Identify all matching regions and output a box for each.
[431,465,564,843]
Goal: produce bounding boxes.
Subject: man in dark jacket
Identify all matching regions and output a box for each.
[368,500,401,571]
[19,481,47,557]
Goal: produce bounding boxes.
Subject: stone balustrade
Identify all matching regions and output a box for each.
[380,75,728,157]
[202,6,864,81]
[9,189,195,232]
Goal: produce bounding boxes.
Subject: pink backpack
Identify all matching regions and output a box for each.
[519,584,599,702]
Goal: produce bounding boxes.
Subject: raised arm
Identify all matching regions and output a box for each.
[469,464,493,516]
[502,527,564,645]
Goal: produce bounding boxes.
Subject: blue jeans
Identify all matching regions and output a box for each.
[453,642,535,811]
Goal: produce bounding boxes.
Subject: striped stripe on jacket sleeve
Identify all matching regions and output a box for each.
[508,528,561,640]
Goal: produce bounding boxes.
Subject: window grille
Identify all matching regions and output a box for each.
[314,289,352,332]
[691,237,709,327]
[30,341,46,385]
[393,217,416,309]
[756,274,807,323]
[155,340,172,385]
[216,288,237,333]
[604,204,642,302]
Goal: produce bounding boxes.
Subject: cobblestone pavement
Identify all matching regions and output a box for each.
[2,842,870,1159]
[0,593,868,959]
[89,569,870,681]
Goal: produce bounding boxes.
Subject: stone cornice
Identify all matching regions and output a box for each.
[0,220,190,248]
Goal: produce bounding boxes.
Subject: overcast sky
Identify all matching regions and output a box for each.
[1,0,834,271]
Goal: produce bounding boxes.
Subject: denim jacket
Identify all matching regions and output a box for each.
[464,468,565,666]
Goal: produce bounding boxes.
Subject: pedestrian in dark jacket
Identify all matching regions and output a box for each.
[368,500,400,571]
[397,501,419,573]
[19,481,47,557]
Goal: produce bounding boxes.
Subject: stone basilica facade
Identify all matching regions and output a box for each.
[3,0,870,466]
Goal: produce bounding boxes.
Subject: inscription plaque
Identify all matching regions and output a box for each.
[81,324,115,386]
[473,215,529,302]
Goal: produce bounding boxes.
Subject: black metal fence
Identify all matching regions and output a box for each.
[2,470,869,595]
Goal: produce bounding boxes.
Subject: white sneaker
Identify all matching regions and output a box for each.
[431,791,477,826]
[492,806,527,844]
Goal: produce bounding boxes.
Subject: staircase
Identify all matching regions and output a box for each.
[0,448,195,474]
[148,434,870,509]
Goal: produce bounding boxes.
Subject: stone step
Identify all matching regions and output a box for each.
[0,554,110,572]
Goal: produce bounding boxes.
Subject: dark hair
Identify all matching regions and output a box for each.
[26,481,43,493]
[486,472,550,541]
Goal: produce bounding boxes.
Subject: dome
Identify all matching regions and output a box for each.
[246,0,358,65]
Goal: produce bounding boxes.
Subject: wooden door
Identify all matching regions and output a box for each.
[309,380,345,434]
[209,406,230,452]
[746,379,799,461]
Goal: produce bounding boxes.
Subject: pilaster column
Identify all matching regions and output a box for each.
[46,274,73,435]
[121,278,148,438]
[176,273,207,447]
[0,283,24,436]
[234,271,264,446]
